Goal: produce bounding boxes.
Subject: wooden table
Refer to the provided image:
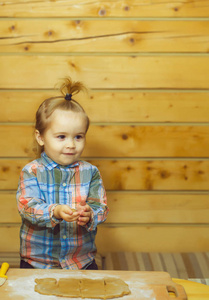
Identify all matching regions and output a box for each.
[0,269,209,299]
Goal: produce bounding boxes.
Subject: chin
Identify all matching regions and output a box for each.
[64,159,77,165]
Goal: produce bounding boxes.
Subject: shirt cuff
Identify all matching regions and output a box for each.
[49,204,62,227]
[85,207,97,231]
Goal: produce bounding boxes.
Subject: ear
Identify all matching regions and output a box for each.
[35,130,44,146]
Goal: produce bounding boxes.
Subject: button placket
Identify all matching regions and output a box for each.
[59,222,68,262]
[58,167,76,266]
[60,168,75,205]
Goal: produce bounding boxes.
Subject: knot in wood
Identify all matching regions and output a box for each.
[122,134,128,140]
[99,8,106,16]
[129,38,135,44]
[160,170,170,179]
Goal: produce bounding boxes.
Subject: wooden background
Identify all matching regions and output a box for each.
[0,0,209,256]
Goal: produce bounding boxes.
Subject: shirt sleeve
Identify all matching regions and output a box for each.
[85,167,109,231]
[16,166,61,228]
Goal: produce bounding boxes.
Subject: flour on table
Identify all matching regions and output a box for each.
[6,273,156,300]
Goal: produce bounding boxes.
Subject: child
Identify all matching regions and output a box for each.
[16,78,109,270]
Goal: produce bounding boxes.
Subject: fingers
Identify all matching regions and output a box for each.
[77,201,90,215]
[58,205,79,222]
[54,204,91,224]
[77,220,87,226]
[79,199,87,207]
[64,206,75,215]
[77,210,91,226]
[61,212,79,222]
[77,216,89,226]
[77,200,86,215]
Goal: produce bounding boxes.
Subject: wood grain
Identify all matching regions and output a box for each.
[1,56,209,89]
[1,158,209,191]
[105,192,209,224]
[1,124,209,158]
[0,226,20,252]
[2,191,209,224]
[96,225,209,254]
[1,91,209,123]
[1,0,209,255]
[96,159,209,191]
[1,0,209,17]
[0,192,20,223]
[1,20,209,53]
[1,225,208,253]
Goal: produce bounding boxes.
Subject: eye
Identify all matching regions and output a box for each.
[57,135,65,140]
[75,135,84,141]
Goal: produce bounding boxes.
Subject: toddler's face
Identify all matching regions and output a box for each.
[36,109,87,166]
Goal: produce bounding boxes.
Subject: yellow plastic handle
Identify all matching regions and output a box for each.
[0,262,9,279]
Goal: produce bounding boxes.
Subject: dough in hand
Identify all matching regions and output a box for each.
[34,277,130,299]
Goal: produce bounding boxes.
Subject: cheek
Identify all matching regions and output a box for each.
[82,140,86,149]
[44,141,58,151]
[78,142,85,152]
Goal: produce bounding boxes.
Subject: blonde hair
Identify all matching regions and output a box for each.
[34,77,89,156]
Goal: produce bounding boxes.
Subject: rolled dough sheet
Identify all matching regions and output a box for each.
[34,277,131,299]
[81,278,105,299]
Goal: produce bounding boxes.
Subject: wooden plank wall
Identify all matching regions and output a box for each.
[0,0,209,256]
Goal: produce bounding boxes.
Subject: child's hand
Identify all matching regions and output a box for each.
[77,199,92,226]
[53,205,79,222]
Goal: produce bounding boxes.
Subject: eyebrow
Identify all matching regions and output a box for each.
[53,131,86,135]
[53,132,66,135]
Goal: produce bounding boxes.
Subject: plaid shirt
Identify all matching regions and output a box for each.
[16,152,108,269]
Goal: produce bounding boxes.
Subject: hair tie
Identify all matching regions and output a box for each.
[65,93,72,101]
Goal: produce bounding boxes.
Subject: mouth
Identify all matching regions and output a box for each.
[63,153,75,156]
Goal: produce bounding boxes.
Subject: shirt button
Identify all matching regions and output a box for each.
[62,183,66,187]
[63,235,67,239]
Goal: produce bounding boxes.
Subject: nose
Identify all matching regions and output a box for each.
[66,138,75,149]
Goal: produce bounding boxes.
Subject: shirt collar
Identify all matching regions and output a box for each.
[41,152,79,170]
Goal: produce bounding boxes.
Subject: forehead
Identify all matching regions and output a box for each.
[49,109,87,131]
